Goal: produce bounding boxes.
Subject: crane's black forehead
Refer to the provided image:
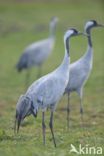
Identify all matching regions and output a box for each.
[90,20,97,25]
[69,28,78,33]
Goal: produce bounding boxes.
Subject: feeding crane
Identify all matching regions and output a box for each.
[64,20,104,128]
[16,17,58,88]
[14,28,84,147]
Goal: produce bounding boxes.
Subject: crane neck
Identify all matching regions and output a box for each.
[86,28,92,47]
[49,23,56,39]
[83,36,93,61]
[87,33,92,47]
[57,36,70,72]
[59,36,70,69]
[84,45,93,60]
[64,37,70,57]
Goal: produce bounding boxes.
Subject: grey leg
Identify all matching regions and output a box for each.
[80,97,84,115]
[17,115,22,134]
[42,112,46,145]
[49,111,56,147]
[67,93,70,129]
[78,88,84,126]
[79,95,84,125]
[14,112,17,134]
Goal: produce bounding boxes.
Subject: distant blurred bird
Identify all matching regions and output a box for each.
[64,20,104,128]
[14,28,83,147]
[16,17,58,88]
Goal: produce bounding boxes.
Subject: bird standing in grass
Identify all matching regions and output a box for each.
[16,17,58,88]
[14,28,83,147]
[64,20,104,128]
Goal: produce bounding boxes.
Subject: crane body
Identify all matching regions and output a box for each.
[64,20,104,128]
[16,17,58,87]
[15,28,84,147]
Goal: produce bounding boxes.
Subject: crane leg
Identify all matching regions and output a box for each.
[49,111,56,147]
[78,89,84,127]
[67,93,70,129]
[14,112,17,134]
[80,96,84,126]
[42,112,46,145]
[77,88,84,127]
[14,118,17,134]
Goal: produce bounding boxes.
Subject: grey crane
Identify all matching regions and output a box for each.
[14,28,83,147]
[64,20,104,128]
[16,17,58,87]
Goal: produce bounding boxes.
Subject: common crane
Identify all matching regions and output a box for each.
[64,20,104,128]
[14,28,83,147]
[16,17,58,88]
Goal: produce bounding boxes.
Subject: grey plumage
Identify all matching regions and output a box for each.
[64,20,104,128]
[14,95,35,133]
[16,17,58,87]
[14,28,83,147]
[16,17,58,72]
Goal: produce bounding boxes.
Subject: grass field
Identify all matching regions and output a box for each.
[0,0,104,156]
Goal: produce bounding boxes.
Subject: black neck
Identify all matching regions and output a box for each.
[65,37,70,56]
[86,28,92,47]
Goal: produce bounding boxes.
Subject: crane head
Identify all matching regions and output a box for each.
[84,20,104,33]
[14,95,32,134]
[64,28,84,56]
[51,16,59,24]
[64,28,83,42]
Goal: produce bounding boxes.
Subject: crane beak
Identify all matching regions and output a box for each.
[78,32,88,36]
[82,33,89,37]
[17,115,22,133]
[77,32,83,35]
[97,24,104,27]
[14,111,22,134]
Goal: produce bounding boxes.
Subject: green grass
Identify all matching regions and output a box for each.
[0,0,104,155]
